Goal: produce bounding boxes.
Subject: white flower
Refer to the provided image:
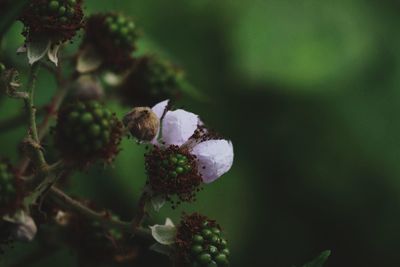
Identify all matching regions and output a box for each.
[151,100,234,184]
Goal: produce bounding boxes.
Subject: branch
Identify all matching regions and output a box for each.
[49,187,151,240]
[23,62,46,168]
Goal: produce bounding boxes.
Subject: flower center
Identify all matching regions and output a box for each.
[145,145,202,203]
[160,153,192,179]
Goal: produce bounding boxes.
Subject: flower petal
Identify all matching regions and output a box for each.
[151,99,169,119]
[161,109,199,146]
[149,218,177,245]
[191,139,234,183]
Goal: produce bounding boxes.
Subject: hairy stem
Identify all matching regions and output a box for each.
[49,187,151,239]
[23,62,46,168]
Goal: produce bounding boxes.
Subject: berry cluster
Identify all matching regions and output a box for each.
[55,100,123,164]
[83,13,138,71]
[176,213,230,266]
[145,146,202,204]
[20,0,84,43]
[118,56,184,106]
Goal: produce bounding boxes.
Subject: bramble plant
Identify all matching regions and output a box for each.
[0,1,331,266]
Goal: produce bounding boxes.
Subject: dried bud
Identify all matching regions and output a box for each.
[3,211,37,242]
[54,210,72,226]
[123,107,159,141]
[14,215,37,242]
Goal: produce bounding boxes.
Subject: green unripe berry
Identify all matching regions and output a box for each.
[59,16,68,23]
[211,227,221,235]
[81,113,94,124]
[191,245,203,255]
[176,166,184,174]
[215,254,228,265]
[68,0,77,5]
[222,248,230,256]
[197,253,211,264]
[208,245,218,255]
[58,6,66,15]
[193,234,204,243]
[202,229,213,239]
[109,24,118,33]
[210,234,219,244]
[220,239,227,247]
[207,261,218,267]
[48,1,59,11]
[89,124,101,137]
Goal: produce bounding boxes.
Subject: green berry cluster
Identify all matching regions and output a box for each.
[0,162,16,206]
[56,100,118,157]
[119,56,183,106]
[20,0,84,43]
[189,222,230,266]
[103,14,137,50]
[45,0,78,23]
[161,153,192,179]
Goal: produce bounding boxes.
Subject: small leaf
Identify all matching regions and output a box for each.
[151,195,166,212]
[47,43,61,66]
[302,250,331,267]
[149,218,177,245]
[150,243,173,256]
[27,35,51,65]
[76,44,103,73]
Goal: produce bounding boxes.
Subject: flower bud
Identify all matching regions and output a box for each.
[3,211,37,242]
[14,215,37,242]
[123,107,159,141]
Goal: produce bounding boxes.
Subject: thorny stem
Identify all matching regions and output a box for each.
[49,187,152,240]
[132,191,150,229]
[22,62,46,169]
[18,62,70,175]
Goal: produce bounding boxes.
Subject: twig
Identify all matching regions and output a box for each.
[22,62,46,168]
[49,187,151,240]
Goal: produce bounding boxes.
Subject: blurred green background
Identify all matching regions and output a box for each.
[2,0,400,266]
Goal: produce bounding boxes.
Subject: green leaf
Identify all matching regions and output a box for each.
[302,250,331,267]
